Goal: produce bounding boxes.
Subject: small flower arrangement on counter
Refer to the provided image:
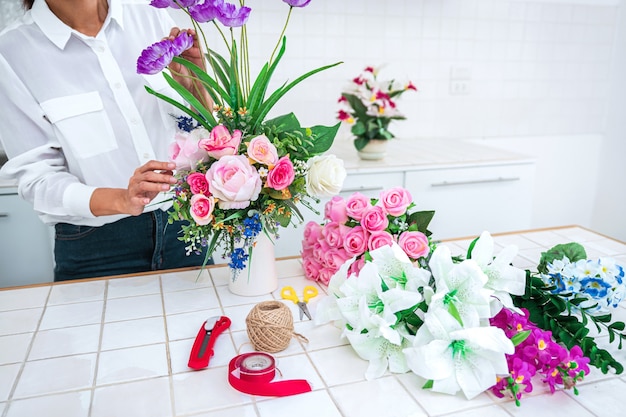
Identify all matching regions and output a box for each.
[136,0,346,275]
[337,66,417,153]
[308,187,626,404]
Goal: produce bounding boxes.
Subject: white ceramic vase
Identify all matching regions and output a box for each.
[357,138,388,160]
[228,233,278,296]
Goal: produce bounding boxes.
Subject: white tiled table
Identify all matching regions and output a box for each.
[1,226,626,417]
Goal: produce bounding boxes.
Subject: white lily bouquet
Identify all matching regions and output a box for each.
[316,231,529,400]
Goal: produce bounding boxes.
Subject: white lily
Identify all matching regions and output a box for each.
[404,306,514,399]
[345,328,412,380]
[315,257,355,326]
[429,245,493,325]
[369,242,431,291]
[470,231,526,315]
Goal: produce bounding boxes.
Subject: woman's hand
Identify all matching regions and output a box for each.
[167,27,214,110]
[90,161,177,216]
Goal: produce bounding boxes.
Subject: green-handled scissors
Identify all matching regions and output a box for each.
[280,285,318,320]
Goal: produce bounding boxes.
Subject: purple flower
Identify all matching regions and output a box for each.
[189,0,222,23]
[282,0,312,7]
[215,2,251,27]
[150,0,199,8]
[171,31,194,55]
[136,32,193,75]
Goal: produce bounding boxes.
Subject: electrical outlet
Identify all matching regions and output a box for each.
[450,80,471,95]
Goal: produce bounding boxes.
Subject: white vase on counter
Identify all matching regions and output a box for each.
[357,138,388,160]
[228,233,278,296]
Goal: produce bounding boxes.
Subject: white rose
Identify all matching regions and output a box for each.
[306,154,347,197]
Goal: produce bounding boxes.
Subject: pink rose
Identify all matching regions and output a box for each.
[189,194,215,225]
[342,225,369,257]
[205,155,262,209]
[345,192,371,221]
[398,231,430,259]
[303,257,322,281]
[360,205,389,232]
[321,221,350,248]
[318,267,335,286]
[379,187,412,216]
[348,256,366,277]
[247,135,279,166]
[266,156,295,190]
[324,195,348,224]
[187,172,209,195]
[324,247,350,271]
[169,128,210,170]
[368,230,394,251]
[303,221,322,247]
[312,240,329,264]
[198,125,242,159]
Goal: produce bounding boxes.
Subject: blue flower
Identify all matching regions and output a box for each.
[243,213,262,238]
[229,248,249,270]
[175,115,197,132]
[580,277,611,299]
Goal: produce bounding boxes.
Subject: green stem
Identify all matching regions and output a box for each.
[269,6,293,64]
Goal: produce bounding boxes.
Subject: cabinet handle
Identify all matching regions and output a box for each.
[431,176,521,187]
[0,213,8,218]
[341,186,384,193]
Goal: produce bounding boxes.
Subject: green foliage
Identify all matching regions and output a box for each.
[537,242,587,274]
[513,268,626,375]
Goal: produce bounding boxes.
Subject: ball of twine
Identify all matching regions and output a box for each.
[246,300,308,353]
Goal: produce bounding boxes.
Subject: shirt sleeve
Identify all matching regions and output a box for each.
[0,53,96,222]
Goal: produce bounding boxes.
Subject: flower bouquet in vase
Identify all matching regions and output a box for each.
[137,0,346,296]
[337,66,417,160]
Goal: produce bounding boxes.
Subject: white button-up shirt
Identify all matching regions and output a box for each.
[0,0,183,226]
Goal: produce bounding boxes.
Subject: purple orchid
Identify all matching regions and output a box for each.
[150,0,198,8]
[282,0,312,7]
[189,0,222,23]
[137,32,193,75]
[215,2,251,27]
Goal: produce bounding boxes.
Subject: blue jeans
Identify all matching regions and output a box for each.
[54,209,212,281]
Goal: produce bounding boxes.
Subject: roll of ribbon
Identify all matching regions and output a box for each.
[228,352,312,397]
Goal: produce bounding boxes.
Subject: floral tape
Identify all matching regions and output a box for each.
[228,352,311,397]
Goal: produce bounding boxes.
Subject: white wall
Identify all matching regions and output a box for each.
[591,0,626,241]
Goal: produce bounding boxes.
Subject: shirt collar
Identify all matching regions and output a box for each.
[31,0,121,49]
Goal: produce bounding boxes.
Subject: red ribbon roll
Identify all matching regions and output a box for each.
[228,352,312,397]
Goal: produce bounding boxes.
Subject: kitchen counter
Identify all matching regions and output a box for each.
[328,137,534,174]
[2,226,624,417]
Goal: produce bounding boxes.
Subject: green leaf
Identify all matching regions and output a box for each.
[307,122,341,155]
[422,380,434,389]
[252,60,343,130]
[144,85,212,131]
[511,330,531,346]
[407,210,435,235]
[538,243,587,274]
[353,136,369,151]
[171,56,229,111]
[609,321,626,331]
[466,236,480,259]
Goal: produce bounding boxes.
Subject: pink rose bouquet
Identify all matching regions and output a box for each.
[301,186,435,284]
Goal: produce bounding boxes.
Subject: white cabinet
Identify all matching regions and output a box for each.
[275,139,536,257]
[405,162,536,240]
[0,188,55,287]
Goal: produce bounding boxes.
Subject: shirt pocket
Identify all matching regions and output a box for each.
[40,91,118,159]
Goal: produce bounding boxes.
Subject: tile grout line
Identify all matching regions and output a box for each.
[158,274,178,417]
[2,286,53,417]
[87,279,109,417]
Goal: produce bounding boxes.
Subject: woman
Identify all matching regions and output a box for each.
[0,0,212,280]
